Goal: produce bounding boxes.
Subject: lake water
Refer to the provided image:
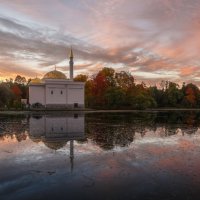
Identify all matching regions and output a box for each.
[1,111,200,200]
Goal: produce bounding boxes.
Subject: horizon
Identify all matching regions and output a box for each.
[0,67,195,89]
[0,0,200,85]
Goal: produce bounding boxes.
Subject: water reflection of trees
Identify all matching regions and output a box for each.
[85,111,200,150]
[0,115,29,142]
[0,114,87,151]
[1,112,200,150]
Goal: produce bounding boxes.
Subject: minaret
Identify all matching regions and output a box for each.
[69,47,74,80]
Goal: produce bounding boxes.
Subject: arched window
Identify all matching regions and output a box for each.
[51,90,53,95]
[60,90,63,95]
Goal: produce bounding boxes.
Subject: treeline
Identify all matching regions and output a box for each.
[0,75,28,108]
[74,67,200,109]
[1,67,200,109]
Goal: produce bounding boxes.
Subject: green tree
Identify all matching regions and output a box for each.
[105,87,126,108]
[0,83,14,108]
[165,82,183,107]
[132,94,157,109]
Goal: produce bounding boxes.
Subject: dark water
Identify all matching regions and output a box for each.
[1,111,200,200]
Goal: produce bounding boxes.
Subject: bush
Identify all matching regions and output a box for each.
[31,102,44,109]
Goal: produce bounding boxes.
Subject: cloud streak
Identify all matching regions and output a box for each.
[0,0,200,84]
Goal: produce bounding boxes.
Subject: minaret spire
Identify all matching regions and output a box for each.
[69,46,73,58]
[69,47,74,80]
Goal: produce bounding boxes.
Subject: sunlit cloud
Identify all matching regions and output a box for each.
[0,0,200,84]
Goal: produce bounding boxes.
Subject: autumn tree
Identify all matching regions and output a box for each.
[11,84,22,99]
[91,67,116,106]
[182,83,200,107]
[74,74,88,82]
[115,71,134,91]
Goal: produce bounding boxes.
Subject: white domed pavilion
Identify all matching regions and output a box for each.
[29,48,85,109]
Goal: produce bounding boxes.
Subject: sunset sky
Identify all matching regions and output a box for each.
[0,0,200,85]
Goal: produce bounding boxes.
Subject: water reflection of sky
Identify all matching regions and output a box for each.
[1,112,200,199]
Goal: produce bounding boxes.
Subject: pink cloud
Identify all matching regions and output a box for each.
[0,0,200,84]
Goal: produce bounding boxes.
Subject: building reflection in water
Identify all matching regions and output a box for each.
[29,113,85,171]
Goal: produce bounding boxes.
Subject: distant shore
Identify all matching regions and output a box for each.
[1,108,200,115]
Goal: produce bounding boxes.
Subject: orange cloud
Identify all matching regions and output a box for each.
[180,66,198,76]
[1,0,200,84]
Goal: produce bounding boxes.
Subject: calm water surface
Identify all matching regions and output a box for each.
[1,111,200,200]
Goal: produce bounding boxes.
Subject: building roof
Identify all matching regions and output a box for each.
[30,77,42,84]
[43,70,67,80]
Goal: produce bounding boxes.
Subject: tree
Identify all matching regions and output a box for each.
[0,83,14,107]
[115,71,134,91]
[14,75,26,85]
[74,74,88,82]
[165,82,183,107]
[105,87,126,108]
[149,86,163,107]
[182,83,200,107]
[85,79,95,107]
[132,94,157,109]
[11,84,22,99]
[91,67,116,106]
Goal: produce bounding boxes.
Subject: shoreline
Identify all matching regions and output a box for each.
[1,108,200,115]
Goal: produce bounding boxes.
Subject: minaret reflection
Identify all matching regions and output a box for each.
[70,140,74,172]
[29,113,85,172]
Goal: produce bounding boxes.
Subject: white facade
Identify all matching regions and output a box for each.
[29,49,85,109]
[29,79,85,108]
